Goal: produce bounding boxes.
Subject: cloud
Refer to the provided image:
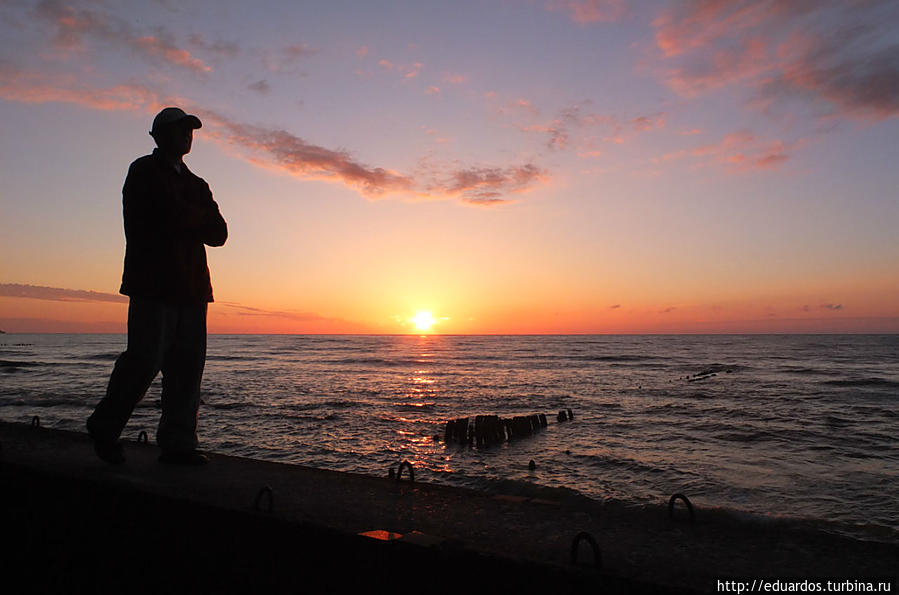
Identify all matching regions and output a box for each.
[0,66,161,113]
[0,283,127,303]
[664,37,771,96]
[34,0,211,73]
[609,304,621,309]
[201,110,546,204]
[514,102,666,151]
[433,164,546,206]
[217,302,334,322]
[652,0,899,120]
[248,79,271,95]
[355,45,369,58]
[546,0,626,24]
[425,86,441,96]
[762,35,899,120]
[442,73,467,85]
[201,110,415,196]
[820,303,843,311]
[656,130,793,172]
[187,34,240,59]
[400,62,423,79]
[284,44,316,60]
[499,98,539,117]
[375,59,423,79]
[263,43,317,74]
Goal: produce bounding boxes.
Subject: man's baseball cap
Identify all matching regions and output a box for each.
[150,107,202,135]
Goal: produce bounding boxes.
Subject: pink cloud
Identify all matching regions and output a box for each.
[0,67,161,113]
[657,130,793,172]
[652,1,899,120]
[34,0,212,73]
[546,0,626,24]
[263,43,317,74]
[665,37,771,96]
[187,34,240,59]
[652,1,774,58]
[200,111,414,196]
[425,86,441,96]
[134,35,211,72]
[399,62,423,79]
[515,103,666,151]
[378,59,394,70]
[355,45,369,58]
[443,73,467,85]
[498,98,539,117]
[437,164,546,206]
[200,111,546,204]
[763,36,899,120]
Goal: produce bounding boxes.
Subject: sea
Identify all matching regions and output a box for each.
[1,334,897,543]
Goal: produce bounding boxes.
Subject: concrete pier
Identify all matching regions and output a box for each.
[1,421,895,594]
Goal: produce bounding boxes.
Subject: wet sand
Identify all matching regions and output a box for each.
[0,420,895,593]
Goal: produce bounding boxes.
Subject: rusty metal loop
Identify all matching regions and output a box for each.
[254,485,274,513]
[137,430,149,444]
[570,531,602,569]
[396,460,414,482]
[668,493,695,522]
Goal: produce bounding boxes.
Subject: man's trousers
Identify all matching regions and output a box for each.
[87,297,207,453]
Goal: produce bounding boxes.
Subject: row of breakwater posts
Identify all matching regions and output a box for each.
[442,408,574,447]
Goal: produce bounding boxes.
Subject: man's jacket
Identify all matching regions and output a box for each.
[119,148,228,304]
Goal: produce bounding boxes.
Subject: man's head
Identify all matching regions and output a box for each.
[150,107,202,158]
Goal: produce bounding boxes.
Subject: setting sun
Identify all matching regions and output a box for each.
[411,311,436,332]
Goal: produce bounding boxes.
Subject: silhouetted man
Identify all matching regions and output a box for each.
[87,107,227,465]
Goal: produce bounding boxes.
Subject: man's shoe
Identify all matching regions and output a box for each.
[92,438,125,464]
[158,451,208,466]
[87,422,125,464]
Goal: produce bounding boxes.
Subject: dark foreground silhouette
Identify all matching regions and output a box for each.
[87,107,227,466]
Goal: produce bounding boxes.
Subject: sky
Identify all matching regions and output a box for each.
[1,0,898,334]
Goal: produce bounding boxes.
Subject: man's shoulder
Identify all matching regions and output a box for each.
[127,153,159,176]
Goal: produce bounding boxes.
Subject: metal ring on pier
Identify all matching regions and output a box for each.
[254,485,274,513]
[31,416,40,428]
[668,493,695,522]
[396,460,414,482]
[570,532,602,569]
[137,431,148,444]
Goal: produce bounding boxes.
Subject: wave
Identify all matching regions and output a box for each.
[576,452,668,475]
[206,354,266,361]
[0,396,89,408]
[324,357,427,367]
[0,359,41,368]
[82,352,121,361]
[467,476,587,502]
[208,401,251,411]
[779,366,835,376]
[392,402,436,410]
[822,377,899,389]
[711,430,778,443]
